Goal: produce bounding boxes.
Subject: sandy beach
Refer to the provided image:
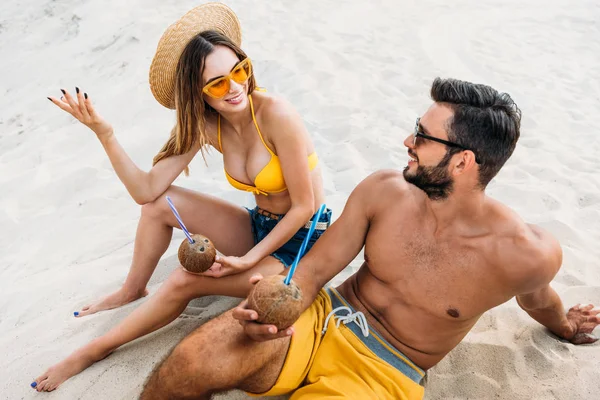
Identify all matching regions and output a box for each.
[1,0,599,398]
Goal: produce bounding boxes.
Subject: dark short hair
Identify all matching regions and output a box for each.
[430,78,521,188]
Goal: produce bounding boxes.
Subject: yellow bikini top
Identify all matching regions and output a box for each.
[218,95,318,196]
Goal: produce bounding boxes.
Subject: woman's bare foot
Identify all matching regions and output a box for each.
[74,288,149,317]
[31,341,113,392]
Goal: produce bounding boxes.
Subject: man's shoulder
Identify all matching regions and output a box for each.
[356,170,420,203]
[349,169,419,219]
[490,201,560,260]
[489,202,563,292]
[360,169,415,196]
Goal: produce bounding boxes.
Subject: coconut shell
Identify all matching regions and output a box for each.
[178,234,216,273]
[247,275,303,330]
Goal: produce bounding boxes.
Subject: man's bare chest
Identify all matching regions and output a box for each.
[364,224,502,319]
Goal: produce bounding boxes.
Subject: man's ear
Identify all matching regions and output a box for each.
[452,151,477,175]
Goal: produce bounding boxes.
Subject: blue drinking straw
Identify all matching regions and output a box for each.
[284,203,327,285]
[166,196,195,244]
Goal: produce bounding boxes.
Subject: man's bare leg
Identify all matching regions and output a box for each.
[140,309,290,400]
[32,258,283,392]
[75,186,255,317]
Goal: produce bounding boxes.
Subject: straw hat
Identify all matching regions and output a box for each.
[149,2,242,109]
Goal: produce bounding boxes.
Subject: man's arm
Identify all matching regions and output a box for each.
[234,171,392,340]
[515,226,599,344]
[517,284,573,339]
[291,171,380,309]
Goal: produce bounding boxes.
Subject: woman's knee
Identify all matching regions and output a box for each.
[161,268,207,299]
[140,192,170,220]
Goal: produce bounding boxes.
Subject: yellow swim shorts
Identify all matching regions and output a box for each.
[248,287,426,399]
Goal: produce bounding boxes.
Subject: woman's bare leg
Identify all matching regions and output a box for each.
[32,258,284,392]
[76,185,256,317]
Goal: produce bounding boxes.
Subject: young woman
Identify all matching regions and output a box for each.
[33,4,330,392]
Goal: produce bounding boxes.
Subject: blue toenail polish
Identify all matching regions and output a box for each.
[74,311,79,317]
[31,382,37,388]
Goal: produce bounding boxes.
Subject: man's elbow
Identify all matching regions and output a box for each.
[516,295,537,311]
[516,285,552,312]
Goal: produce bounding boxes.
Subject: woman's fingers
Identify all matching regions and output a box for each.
[50,88,97,123]
[60,89,81,117]
[48,88,114,138]
[60,89,78,113]
[47,96,74,114]
[200,263,228,278]
[75,87,90,119]
[83,92,97,118]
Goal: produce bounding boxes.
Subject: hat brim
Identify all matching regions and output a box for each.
[149,2,242,109]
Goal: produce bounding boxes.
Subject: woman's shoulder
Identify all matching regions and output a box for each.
[253,91,299,126]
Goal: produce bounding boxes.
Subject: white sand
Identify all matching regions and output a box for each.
[1,0,599,398]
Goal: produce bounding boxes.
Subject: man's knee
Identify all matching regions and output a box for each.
[143,334,213,398]
[143,311,288,398]
[166,340,206,377]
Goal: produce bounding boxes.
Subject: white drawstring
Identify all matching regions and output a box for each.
[322,306,369,337]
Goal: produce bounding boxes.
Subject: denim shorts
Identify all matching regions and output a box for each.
[246,207,333,267]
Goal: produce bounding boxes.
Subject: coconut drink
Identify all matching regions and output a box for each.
[178,234,216,273]
[247,275,303,330]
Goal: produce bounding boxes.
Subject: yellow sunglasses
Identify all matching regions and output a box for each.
[202,58,253,99]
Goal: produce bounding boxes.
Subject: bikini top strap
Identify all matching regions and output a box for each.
[217,114,223,152]
[248,95,275,156]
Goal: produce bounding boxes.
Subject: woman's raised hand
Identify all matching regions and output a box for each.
[48,88,113,141]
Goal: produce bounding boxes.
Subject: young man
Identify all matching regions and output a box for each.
[140,78,599,400]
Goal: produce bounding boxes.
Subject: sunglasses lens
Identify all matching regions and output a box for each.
[203,59,251,98]
[413,118,421,146]
[231,61,250,84]
[206,78,230,98]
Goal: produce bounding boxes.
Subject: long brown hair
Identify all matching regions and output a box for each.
[153,30,257,174]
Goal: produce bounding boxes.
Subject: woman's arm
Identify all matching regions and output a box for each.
[99,134,199,204]
[209,97,316,276]
[245,97,316,261]
[49,89,199,204]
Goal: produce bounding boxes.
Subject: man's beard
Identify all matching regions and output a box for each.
[403,152,454,200]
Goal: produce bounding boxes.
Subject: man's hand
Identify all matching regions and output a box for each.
[564,304,600,344]
[232,274,294,342]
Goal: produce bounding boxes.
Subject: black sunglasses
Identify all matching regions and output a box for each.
[413,118,480,164]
